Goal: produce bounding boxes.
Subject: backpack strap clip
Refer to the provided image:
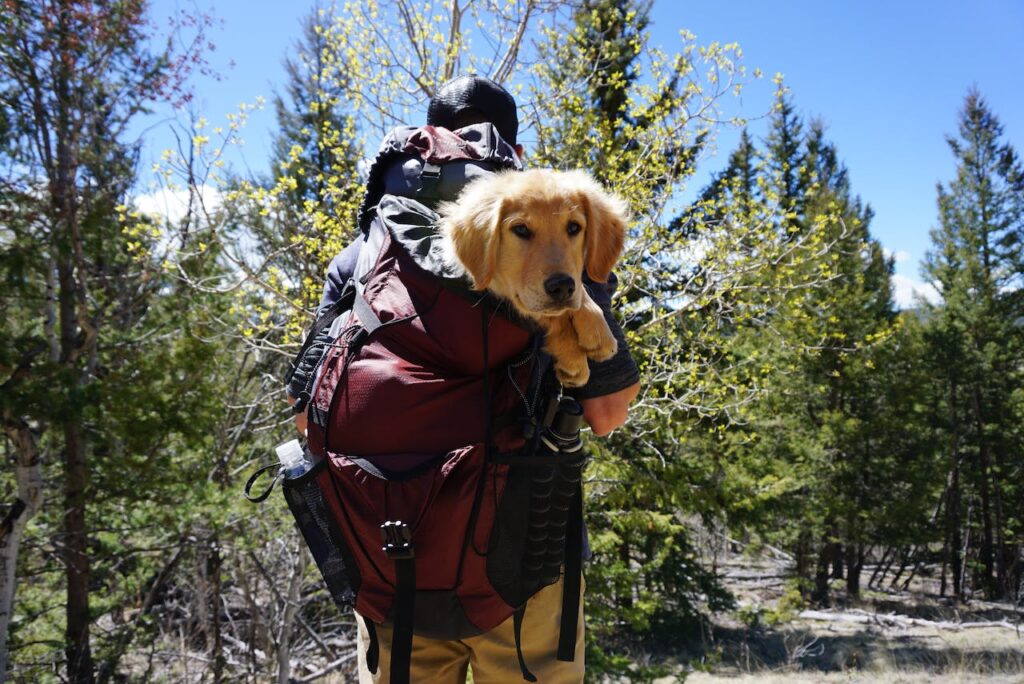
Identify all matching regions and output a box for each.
[417,161,442,201]
[381,520,415,559]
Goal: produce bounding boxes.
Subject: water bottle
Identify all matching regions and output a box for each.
[277,439,314,478]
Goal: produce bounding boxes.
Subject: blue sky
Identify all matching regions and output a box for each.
[142,0,1024,306]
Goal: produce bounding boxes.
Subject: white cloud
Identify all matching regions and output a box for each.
[892,273,940,309]
[883,248,910,263]
[134,185,223,225]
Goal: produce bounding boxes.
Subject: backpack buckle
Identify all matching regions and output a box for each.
[381,521,415,559]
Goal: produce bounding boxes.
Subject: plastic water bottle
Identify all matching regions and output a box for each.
[277,439,313,478]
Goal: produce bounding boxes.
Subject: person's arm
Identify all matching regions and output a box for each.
[288,394,307,436]
[580,381,640,436]
[569,271,642,435]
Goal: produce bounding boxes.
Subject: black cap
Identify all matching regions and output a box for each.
[427,75,518,146]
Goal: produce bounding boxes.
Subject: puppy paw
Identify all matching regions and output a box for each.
[572,306,618,362]
[575,320,617,362]
[554,354,591,388]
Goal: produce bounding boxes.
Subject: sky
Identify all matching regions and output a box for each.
[141,0,1024,308]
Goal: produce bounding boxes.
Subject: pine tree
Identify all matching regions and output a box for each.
[0,2,232,678]
[702,108,906,604]
[763,87,805,225]
[271,4,360,216]
[921,89,1024,600]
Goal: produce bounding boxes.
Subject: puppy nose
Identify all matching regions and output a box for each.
[544,273,576,302]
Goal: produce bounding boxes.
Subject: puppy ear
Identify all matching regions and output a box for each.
[571,172,628,283]
[440,182,504,290]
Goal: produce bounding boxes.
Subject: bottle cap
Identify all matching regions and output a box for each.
[552,398,584,437]
[275,439,305,469]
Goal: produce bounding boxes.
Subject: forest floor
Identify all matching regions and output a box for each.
[634,542,1024,683]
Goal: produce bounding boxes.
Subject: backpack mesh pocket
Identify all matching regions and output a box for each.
[281,460,360,610]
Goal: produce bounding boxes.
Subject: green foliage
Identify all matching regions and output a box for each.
[919,89,1024,600]
[5,0,1024,679]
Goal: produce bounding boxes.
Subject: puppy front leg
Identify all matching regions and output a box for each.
[572,293,618,362]
[542,314,591,388]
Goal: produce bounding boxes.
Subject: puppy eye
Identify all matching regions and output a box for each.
[511,223,532,239]
[566,221,582,236]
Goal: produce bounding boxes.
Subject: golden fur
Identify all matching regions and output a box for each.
[439,169,629,387]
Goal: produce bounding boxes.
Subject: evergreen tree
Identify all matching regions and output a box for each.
[271,4,360,217]
[0,2,233,678]
[702,106,906,604]
[763,87,806,225]
[921,89,1024,600]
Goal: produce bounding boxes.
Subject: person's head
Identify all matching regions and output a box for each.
[428,75,522,155]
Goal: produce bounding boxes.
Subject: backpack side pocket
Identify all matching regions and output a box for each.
[281,460,361,610]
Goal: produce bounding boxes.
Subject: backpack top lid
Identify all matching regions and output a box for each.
[357,122,522,234]
[428,75,518,146]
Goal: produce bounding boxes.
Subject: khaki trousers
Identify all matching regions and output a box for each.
[356,574,585,683]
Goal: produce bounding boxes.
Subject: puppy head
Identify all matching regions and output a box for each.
[440,169,629,317]
[561,170,628,283]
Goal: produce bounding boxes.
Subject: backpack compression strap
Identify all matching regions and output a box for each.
[557,482,584,662]
[381,521,415,684]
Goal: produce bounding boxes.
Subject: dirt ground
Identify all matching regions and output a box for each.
[639,540,1024,684]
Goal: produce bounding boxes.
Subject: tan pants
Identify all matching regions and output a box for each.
[356,574,585,683]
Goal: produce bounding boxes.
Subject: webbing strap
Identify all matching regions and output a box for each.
[557,484,584,662]
[352,292,383,337]
[512,606,538,682]
[243,464,281,504]
[390,556,416,684]
[363,617,380,674]
[417,161,442,201]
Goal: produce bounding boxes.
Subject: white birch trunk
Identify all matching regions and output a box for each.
[0,420,45,681]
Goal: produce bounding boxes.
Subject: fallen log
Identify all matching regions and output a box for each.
[798,609,1021,633]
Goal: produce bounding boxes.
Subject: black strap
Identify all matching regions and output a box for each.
[364,616,380,674]
[418,161,442,201]
[513,605,538,682]
[464,306,495,561]
[243,463,282,503]
[390,556,416,684]
[557,483,584,662]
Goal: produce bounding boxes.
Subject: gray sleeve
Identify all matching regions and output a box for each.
[568,272,641,400]
[319,239,362,314]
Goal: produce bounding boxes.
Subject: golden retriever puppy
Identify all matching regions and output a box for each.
[439,168,629,387]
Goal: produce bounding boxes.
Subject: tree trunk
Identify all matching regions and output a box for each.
[889,546,911,590]
[972,390,996,599]
[845,543,862,599]
[277,543,306,684]
[617,540,633,610]
[794,528,811,597]
[947,382,963,600]
[63,420,94,684]
[868,546,890,590]
[813,536,832,606]
[54,1,96,677]
[0,418,46,676]
[832,543,844,580]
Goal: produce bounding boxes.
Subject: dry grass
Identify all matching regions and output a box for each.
[637,533,1024,684]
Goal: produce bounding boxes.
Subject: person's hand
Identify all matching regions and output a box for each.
[579,381,640,437]
[287,395,308,436]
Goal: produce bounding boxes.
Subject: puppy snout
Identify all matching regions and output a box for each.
[544,273,576,303]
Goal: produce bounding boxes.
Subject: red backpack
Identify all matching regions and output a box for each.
[264,126,588,684]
